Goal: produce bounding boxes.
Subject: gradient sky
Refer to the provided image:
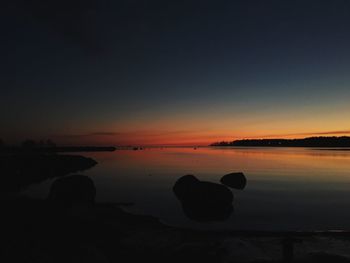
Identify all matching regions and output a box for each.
[2,0,350,146]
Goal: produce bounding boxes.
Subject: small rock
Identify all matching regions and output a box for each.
[220,172,247,190]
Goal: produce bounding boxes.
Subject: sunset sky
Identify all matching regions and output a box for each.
[2,0,350,146]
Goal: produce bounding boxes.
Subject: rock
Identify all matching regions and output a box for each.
[48,174,96,207]
[173,175,233,222]
[173,175,200,201]
[220,172,247,190]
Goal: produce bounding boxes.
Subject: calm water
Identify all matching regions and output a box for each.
[26,147,350,231]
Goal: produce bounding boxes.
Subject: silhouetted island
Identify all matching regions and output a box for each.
[211,136,350,147]
[0,139,116,153]
[1,146,116,153]
[0,153,97,192]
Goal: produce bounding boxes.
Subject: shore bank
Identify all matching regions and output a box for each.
[2,195,350,263]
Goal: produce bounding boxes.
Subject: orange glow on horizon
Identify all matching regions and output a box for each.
[53,129,350,147]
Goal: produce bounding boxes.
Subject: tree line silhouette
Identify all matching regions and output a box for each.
[0,139,56,148]
[211,136,350,147]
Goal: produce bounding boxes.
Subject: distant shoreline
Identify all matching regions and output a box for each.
[0,146,116,153]
[210,136,350,148]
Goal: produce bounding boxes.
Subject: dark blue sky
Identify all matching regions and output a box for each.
[2,0,350,145]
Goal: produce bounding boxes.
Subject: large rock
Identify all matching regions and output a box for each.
[173,175,233,222]
[220,172,247,190]
[48,174,96,207]
[173,175,200,201]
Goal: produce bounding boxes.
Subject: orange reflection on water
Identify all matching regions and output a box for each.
[87,147,350,184]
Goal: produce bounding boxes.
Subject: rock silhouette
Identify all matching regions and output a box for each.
[173,175,233,222]
[48,174,96,208]
[220,172,247,190]
[0,154,97,192]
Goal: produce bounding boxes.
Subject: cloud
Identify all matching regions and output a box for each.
[56,130,194,138]
[56,131,121,138]
[54,129,222,146]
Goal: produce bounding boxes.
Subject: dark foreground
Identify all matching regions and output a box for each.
[3,195,350,263]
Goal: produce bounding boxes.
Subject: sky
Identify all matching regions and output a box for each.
[1,0,350,146]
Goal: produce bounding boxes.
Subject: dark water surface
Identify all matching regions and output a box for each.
[25,147,350,231]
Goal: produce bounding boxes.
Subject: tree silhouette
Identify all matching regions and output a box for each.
[21,139,57,149]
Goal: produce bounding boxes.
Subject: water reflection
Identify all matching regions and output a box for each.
[24,147,350,231]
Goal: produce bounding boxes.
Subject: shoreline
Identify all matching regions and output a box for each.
[211,136,350,148]
[0,146,116,153]
[210,145,350,149]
